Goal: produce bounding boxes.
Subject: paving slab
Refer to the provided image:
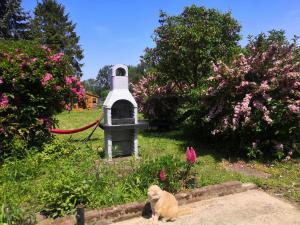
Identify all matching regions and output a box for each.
[113,190,300,225]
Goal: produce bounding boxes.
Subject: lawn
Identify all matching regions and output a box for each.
[0,109,299,221]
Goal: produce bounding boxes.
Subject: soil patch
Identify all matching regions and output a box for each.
[222,160,271,178]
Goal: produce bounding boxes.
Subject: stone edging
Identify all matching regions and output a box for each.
[38,181,257,225]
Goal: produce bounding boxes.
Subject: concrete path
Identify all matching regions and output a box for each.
[113,190,300,225]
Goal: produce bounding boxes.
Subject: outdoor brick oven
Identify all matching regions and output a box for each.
[102,64,147,160]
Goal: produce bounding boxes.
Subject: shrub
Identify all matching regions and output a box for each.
[0,140,82,220]
[0,203,36,225]
[126,148,197,193]
[132,73,182,129]
[201,32,300,159]
[0,40,85,158]
[41,170,91,218]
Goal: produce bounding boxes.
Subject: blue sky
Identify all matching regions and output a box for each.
[22,0,300,80]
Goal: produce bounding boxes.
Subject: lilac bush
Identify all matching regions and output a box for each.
[132,73,183,128]
[203,39,300,158]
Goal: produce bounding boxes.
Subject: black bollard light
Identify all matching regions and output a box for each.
[76,204,85,225]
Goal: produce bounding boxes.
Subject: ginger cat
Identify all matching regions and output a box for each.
[147,185,191,223]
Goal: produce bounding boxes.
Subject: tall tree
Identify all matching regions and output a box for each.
[143,5,241,89]
[128,64,145,84]
[31,0,83,76]
[96,64,112,90]
[0,0,31,39]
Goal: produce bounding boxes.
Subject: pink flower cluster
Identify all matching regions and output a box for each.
[186,147,197,164]
[31,58,37,63]
[259,81,270,92]
[41,73,53,86]
[288,104,299,113]
[65,76,78,85]
[252,100,272,123]
[49,52,64,62]
[41,45,51,53]
[159,169,166,181]
[64,76,85,99]
[65,104,71,111]
[232,93,253,128]
[235,81,249,90]
[0,94,9,108]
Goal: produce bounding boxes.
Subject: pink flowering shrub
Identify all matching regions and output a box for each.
[131,148,198,193]
[132,73,183,129]
[156,147,198,191]
[0,41,85,158]
[202,38,300,158]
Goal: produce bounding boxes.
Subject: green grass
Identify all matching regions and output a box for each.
[54,109,105,150]
[0,109,299,221]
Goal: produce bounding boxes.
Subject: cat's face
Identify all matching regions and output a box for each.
[148,185,162,200]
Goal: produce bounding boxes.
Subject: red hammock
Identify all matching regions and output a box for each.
[49,119,100,134]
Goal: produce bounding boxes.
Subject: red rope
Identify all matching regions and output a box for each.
[49,120,100,134]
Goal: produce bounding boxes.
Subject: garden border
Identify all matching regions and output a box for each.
[38,181,257,225]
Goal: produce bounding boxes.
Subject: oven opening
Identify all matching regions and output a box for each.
[111,100,134,125]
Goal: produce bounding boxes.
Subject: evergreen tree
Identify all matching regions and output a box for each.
[96,64,112,90]
[31,0,83,76]
[0,0,31,39]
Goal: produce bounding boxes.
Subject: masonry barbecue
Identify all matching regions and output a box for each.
[102,64,147,160]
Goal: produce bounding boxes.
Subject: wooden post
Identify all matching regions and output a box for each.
[76,205,84,225]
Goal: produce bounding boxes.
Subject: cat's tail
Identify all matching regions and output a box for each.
[177,206,193,217]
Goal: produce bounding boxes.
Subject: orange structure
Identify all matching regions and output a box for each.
[73,92,100,110]
[85,92,100,109]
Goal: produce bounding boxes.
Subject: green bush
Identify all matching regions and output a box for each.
[0,203,36,225]
[0,140,82,221]
[41,170,92,218]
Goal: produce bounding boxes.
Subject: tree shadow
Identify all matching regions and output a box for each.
[140,128,226,163]
[141,126,300,164]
